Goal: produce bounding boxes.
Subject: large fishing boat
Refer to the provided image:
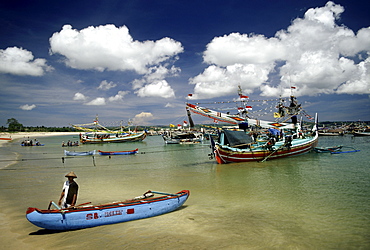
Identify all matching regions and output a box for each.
[71,117,147,144]
[26,190,189,230]
[79,131,147,144]
[162,131,203,144]
[186,86,318,163]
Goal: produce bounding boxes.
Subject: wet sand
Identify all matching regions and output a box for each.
[1,134,369,249]
[0,132,80,249]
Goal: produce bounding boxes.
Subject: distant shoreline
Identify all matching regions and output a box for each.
[0,132,81,147]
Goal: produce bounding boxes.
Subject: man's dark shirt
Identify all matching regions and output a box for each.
[66,182,78,204]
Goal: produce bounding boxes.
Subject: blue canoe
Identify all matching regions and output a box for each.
[26,190,189,230]
[98,148,138,155]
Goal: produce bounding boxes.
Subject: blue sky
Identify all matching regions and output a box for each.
[0,0,369,127]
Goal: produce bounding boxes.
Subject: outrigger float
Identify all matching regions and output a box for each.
[26,190,189,230]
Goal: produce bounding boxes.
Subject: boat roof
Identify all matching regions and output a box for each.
[223,130,253,147]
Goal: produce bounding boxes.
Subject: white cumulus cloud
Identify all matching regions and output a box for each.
[73,92,87,101]
[135,80,175,98]
[20,104,36,110]
[190,1,370,98]
[108,90,130,102]
[190,64,274,99]
[97,80,117,90]
[49,24,184,74]
[0,47,52,76]
[85,97,106,105]
[132,112,154,125]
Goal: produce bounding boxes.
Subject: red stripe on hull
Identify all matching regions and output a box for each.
[215,136,318,164]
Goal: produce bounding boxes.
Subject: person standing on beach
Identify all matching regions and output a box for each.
[58,171,79,209]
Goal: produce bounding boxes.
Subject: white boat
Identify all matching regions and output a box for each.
[162,131,203,144]
[64,150,96,156]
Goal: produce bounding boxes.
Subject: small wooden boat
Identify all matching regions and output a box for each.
[21,144,45,146]
[329,146,360,154]
[314,146,360,154]
[330,149,360,154]
[352,131,370,136]
[313,145,342,153]
[98,148,138,155]
[26,190,190,230]
[64,150,96,156]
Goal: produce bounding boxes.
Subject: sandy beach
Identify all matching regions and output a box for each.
[0,132,81,146]
[0,132,81,169]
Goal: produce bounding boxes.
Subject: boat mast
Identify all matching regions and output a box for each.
[94,114,99,132]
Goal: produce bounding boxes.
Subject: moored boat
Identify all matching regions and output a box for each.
[98,148,138,155]
[162,132,203,144]
[26,190,190,230]
[352,131,370,136]
[64,150,96,156]
[72,117,147,144]
[80,131,147,144]
[0,137,12,140]
[313,145,343,153]
[213,129,318,163]
[187,86,318,164]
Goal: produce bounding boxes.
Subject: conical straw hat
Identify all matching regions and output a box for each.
[65,171,77,178]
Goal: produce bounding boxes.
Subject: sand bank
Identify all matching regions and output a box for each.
[0,132,81,147]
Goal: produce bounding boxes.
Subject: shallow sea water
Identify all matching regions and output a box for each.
[0,134,369,249]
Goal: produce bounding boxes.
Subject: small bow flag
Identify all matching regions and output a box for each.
[291,86,296,89]
[245,106,252,110]
[239,94,249,99]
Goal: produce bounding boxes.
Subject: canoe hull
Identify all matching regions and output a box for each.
[26,190,189,230]
[98,149,138,155]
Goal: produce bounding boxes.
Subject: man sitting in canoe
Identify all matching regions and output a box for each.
[58,171,79,209]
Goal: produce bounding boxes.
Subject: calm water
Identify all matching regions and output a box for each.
[0,134,369,249]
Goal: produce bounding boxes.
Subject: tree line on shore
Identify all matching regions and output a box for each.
[1,118,77,133]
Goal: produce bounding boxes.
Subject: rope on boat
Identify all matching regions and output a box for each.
[259,140,292,163]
